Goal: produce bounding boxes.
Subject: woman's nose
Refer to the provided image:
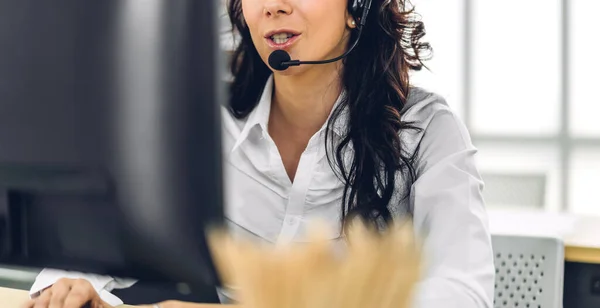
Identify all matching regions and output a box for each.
[263,1,293,17]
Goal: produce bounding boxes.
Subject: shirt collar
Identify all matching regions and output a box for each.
[230,75,348,154]
[231,75,274,153]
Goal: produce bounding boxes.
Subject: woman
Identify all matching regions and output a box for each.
[24,0,495,307]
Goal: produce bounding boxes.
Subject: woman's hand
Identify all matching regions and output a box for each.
[22,278,114,308]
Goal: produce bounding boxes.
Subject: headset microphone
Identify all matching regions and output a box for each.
[267,0,371,71]
[268,50,295,71]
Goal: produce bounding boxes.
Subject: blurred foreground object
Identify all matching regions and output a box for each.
[209,221,422,308]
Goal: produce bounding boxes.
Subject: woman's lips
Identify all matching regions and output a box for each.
[265,34,300,50]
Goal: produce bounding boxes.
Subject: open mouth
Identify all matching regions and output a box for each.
[264,30,301,49]
[269,33,297,45]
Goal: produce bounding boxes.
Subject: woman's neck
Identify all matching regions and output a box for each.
[270,65,343,138]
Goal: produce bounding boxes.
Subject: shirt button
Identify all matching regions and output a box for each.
[287,217,296,225]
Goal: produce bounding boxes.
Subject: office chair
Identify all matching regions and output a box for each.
[482,172,547,209]
[492,234,564,308]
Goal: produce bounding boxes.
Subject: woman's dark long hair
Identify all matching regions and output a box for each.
[227,0,432,228]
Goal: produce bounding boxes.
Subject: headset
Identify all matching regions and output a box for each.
[268,0,373,70]
[348,0,372,29]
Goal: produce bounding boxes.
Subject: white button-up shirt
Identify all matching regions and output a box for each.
[30,75,495,307]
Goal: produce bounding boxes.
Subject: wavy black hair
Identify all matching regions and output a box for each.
[226,0,432,228]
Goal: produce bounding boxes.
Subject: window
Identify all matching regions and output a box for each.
[568,1,600,216]
[410,0,465,120]
[471,0,561,136]
[415,0,600,214]
[570,1,600,137]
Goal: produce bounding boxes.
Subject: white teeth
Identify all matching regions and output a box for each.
[273,37,289,44]
[270,33,294,44]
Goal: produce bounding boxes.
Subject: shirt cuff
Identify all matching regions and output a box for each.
[99,290,124,306]
[29,268,122,305]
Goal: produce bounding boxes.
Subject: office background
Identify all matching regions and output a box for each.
[409,0,600,215]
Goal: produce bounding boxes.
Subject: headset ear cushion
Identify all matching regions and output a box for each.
[348,0,359,17]
[349,0,365,21]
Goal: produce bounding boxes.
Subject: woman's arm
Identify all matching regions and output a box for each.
[25,277,231,308]
[409,110,495,308]
[29,268,136,306]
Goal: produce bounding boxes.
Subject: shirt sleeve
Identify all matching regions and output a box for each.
[29,268,137,306]
[409,110,495,308]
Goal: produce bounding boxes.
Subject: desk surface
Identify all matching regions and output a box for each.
[0,287,224,308]
[2,210,599,307]
[488,208,600,264]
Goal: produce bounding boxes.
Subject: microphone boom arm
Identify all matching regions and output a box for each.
[281,28,363,68]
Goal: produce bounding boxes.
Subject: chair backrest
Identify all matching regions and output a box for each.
[492,234,564,308]
[482,173,547,209]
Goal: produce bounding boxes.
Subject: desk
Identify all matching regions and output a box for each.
[489,209,600,307]
[0,287,225,308]
[488,208,600,264]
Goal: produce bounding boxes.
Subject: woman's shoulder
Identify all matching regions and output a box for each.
[401,86,455,127]
[400,87,475,174]
[401,87,471,145]
[400,86,474,163]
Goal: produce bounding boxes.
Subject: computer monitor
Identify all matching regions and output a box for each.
[0,0,224,292]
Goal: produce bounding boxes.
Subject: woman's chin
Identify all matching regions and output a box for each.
[272,68,297,76]
[270,65,311,77]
